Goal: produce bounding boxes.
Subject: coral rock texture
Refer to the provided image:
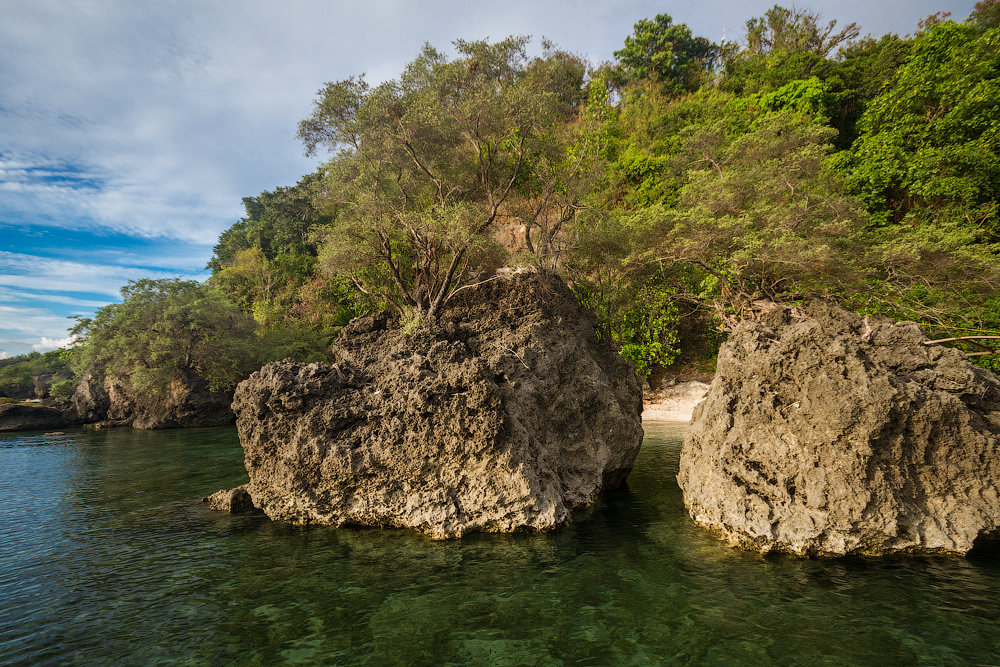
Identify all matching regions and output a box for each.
[230,273,643,538]
[678,299,1000,556]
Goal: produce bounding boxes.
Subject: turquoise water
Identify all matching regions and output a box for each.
[1,423,998,666]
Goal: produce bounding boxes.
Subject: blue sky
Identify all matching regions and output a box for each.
[0,0,979,358]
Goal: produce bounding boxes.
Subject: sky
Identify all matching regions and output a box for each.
[0,0,980,358]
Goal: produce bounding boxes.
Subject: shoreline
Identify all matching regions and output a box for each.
[641,380,710,423]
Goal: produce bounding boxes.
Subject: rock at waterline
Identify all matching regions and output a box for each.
[0,403,66,432]
[223,273,643,538]
[678,299,1000,556]
[203,485,261,514]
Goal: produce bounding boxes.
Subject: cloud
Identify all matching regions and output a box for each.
[0,351,9,359]
[0,251,191,298]
[33,336,77,352]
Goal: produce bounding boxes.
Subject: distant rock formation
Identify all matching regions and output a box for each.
[226,273,643,538]
[71,372,234,430]
[678,299,1000,556]
[0,403,67,432]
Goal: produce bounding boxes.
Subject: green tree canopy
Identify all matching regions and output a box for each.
[635,112,869,327]
[722,4,860,94]
[613,14,718,94]
[837,21,1000,236]
[299,37,600,318]
[70,279,262,393]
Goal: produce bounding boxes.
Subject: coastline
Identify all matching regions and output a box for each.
[641,380,710,423]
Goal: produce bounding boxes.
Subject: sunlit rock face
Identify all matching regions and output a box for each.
[678,299,1000,556]
[230,273,643,538]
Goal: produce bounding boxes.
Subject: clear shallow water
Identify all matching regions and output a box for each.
[1,424,998,667]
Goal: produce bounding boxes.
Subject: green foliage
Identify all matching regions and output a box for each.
[722,4,860,95]
[838,22,1000,235]
[0,350,70,397]
[971,0,1000,31]
[48,378,76,404]
[208,172,329,272]
[71,279,263,394]
[300,37,601,316]
[641,111,870,326]
[613,14,718,94]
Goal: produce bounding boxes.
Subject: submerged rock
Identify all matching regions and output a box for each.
[229,273,643,538]
[678,299,1000,556]
[203,485,260,514]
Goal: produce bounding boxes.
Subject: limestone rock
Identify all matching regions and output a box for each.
[203,485,260,514]
[70,373,110,422]
[71,372,234,429]
[229,273,643,538]
[678,299,1000,556]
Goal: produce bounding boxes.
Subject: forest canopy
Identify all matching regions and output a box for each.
[42,0,996,393]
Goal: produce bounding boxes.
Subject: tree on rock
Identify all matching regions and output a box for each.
[297,37,600,319]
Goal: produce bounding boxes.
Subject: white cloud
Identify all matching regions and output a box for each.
[33,336,77,352]
[0,251,192,298]
[0,351,9,359]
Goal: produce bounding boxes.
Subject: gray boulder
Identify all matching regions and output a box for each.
[229,273,643,538]
[678,299,1000,556]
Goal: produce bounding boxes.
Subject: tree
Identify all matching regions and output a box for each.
[207,172,329,273]
[723,4,860,94]
[638,112,868,327]
[970,0,1000,30]
[70,279,262,393]
[613,14,718,94]
[837,22,1000,237]
[298,37,600,319]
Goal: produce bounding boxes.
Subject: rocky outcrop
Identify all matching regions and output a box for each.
[228,273,643,538]
[678,299,1000,556]
[70,373,234,429]
[0,403,67,432]
[70,373,110,422]
[203,485,260,513]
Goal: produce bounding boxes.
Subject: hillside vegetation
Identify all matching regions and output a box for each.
[18,1,997,400]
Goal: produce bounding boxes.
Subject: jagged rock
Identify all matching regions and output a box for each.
[228,273,643,538]
[203,485,260,513]
[70,373,111,422]
[0,403,66,432]
[678,299,1000,556]
[105,375,234,429]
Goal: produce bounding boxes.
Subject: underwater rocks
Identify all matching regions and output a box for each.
[227,273,643,538]
[678,299,1000,556]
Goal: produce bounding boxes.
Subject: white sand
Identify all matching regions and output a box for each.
[641,380,710,423]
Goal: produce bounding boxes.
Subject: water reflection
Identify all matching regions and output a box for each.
[0,425,997,666]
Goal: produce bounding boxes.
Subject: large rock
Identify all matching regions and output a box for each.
[678,300,1000,556]
[230,273,643,538]
[70,373,110,422]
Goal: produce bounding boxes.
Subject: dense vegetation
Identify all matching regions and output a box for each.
[12,1,997,397]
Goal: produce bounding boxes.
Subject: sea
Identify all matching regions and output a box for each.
[1,423,998,666]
